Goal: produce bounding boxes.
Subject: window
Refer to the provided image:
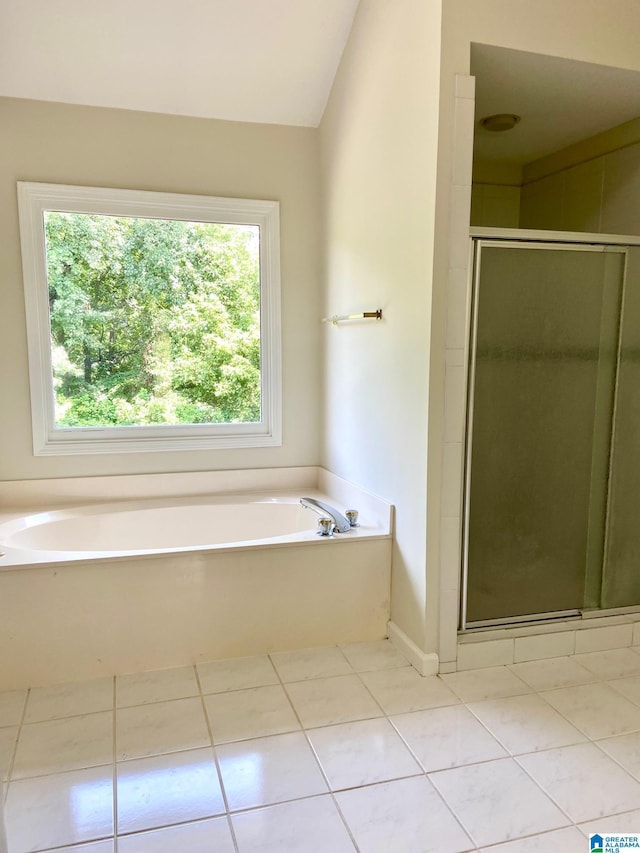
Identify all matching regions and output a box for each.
[17,183,281,455]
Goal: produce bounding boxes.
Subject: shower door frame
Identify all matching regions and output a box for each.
[461,228,640,632]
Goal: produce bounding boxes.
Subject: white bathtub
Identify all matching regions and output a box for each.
[0,469,393,689]
[0,494,369,564]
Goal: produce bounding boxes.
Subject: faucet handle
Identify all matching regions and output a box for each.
[317,517,335,537]
[345,510,359,528]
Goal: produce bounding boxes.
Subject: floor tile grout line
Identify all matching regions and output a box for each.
[4,764,117,784]
[505,672,598,693]
[590,736,640,785]
[113,812,232,842]
[532,680,640,741]
[607,676,640,697]
[267,643,357,684]
[197,652,282,694]
[203,681,426,741]
[199,654,281,694]
[537,681,625,701]
[10,714,116,784]
[225,767,479,808]
[335,643,357,672]
[462,698,531,757]
[279,661,388,728]
[413,767,483,851]
[575,802,640,832]
[428,755,575,847]
[463,682,640,754]
[115,695,212,763]
[388,701,507,771]
[438,676,534,704]
[462,694,588,757]
[351,664,406,718]
[20,676,115,719]
[381,715,478,848]
[476,825,583,850]
[18,705,118,726]
[338,640,414,675]
[16,690,203,725]
[5,687,30,802]
[115,664,204,709]
[511,749,600,828]
[590,727,640,744]
[280,669,370,689]
[118,777,436,823]
[228,791,413,849]
[224,787,368,816]
[115,691,204,714]
[270,655,362,852]
[193,663,241,853]
[388,716,508,774]
[29,835,114,853]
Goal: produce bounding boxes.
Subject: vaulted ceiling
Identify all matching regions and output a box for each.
[0,0,360,126]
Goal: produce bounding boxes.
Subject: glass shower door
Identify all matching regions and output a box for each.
[601,247,640,609]
[464,241,624,625]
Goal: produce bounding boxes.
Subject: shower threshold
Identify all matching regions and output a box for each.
[453,608,640,672]
[465,609,581,631]
[465,602,640,632]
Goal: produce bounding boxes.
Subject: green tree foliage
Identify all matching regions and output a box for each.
[44,212,261,427]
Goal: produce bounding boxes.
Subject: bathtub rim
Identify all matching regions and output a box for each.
[0,485,392,570]
[0,526,393,572]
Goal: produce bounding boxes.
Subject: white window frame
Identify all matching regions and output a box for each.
[17,182,281,455]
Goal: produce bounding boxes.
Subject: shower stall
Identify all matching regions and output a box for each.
[463,231,640,628]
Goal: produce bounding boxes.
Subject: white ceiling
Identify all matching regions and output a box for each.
[472,44,640,165]
[0,0,360,127]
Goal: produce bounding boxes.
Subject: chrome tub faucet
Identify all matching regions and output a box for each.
[300,497,353,534]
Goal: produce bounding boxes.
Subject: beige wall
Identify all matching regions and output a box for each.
[0,97,322,480]
[432,0,640,660]
[320,0,442,652]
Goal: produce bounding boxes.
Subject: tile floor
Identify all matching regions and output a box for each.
[2,641,640,851]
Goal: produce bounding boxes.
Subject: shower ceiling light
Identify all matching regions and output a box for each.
[480,113,521,132]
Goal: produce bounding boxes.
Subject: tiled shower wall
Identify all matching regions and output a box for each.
[472,138,640,234]
[471,183,520,228]
[520,140,640,234]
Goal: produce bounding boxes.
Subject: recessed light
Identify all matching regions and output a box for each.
[480,113,521,132]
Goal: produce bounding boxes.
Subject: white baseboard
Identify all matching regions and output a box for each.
[387,621,439,676]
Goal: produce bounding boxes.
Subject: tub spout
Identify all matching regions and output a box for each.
[300,497,352,533]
